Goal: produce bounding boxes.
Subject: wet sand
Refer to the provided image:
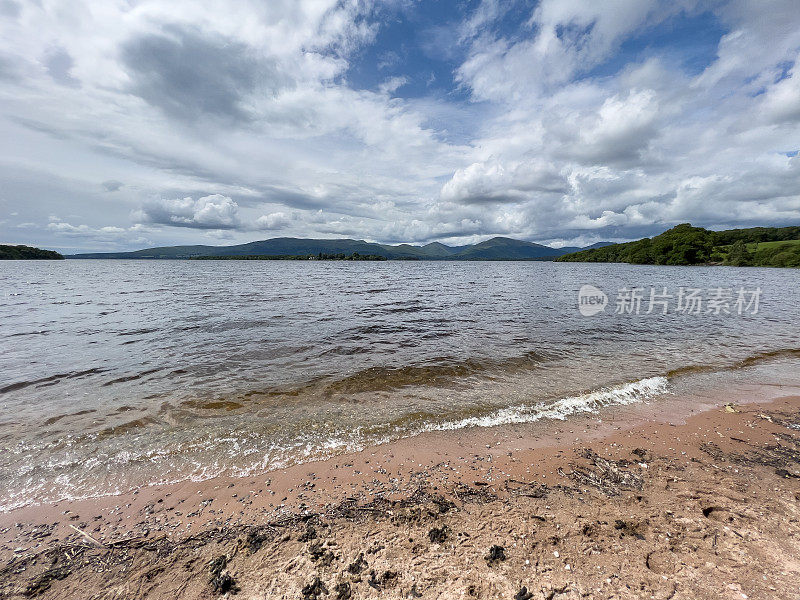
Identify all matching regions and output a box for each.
[2,388,800,599]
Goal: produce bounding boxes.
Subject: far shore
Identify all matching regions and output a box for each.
[3,378,800,599]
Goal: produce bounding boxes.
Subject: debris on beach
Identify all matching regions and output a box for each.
[208,555,238,594]
[333,581,351,599]
[308,541,337,566]
[504,479,548,498]
[298,523,317,542]
[367,569,398,590]
[238,527,270,555]
[514,586,534,600]
[484,544,506,565]
[22,564,71,597]
[454,482,497,503]
[558,449,643,495]
[301,576,328,599]
[346,552,367,574]
[613,519,646,540]
[428,525,449,543]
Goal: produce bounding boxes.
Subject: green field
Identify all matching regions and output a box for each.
[745,239,800,251]
[717,239,800,251]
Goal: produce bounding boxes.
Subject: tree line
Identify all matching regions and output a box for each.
[557,224,800,267]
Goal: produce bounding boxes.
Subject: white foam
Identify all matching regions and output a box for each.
[425,376,669,432]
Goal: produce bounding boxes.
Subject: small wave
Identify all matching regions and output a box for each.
[181,400,244,411]
[118,328,159,336]
[5,330,50,338]
[342,324,412,338]
[232,351,556,402]
[0,368,108,394]
[349,352,552,393]
[97,416,161,437]
[426,376,669,432]
[320,362,483,395]
[102,367,163,387]
[42,408,97,426]
[736,348,800,367]
[664,364,719,378]
[665,348,800,379]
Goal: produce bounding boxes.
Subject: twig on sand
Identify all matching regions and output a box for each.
[67,524,106,549]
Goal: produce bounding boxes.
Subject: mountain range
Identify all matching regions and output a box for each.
[67,237,614,261]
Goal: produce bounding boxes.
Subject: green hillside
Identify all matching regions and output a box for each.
[558,224,800,267]
[0,244,64,260]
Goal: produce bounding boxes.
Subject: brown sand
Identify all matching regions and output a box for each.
[2,390,800,599]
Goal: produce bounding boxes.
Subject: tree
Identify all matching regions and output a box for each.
[726,240,753,267]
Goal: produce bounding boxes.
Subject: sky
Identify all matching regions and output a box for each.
[0,0,799,253]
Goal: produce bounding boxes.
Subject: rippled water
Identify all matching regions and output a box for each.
[1,259,799,510]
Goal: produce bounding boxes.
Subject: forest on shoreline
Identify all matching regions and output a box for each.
[558,224,800,267]
[0,245,63,260]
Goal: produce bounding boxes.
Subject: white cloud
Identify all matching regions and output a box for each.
[761,57,800,124]
[457,0,676,103]
[255,211,292,230]
[47,221,90,234]
[134,195,241,229]
[575,89,660,163]
[440,159,567,204]
[379,76,409,95]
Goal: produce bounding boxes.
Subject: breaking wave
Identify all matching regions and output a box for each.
[426,376,669,432]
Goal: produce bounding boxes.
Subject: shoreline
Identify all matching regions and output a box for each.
[0,372,791,524]
[5,352,798,518]
[3,383,800,598]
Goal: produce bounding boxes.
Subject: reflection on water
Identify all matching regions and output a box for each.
[1,259,799,510]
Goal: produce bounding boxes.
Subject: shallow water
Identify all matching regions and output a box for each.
[1,259,799,510]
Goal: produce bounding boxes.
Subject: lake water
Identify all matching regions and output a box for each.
[1,259,799,511]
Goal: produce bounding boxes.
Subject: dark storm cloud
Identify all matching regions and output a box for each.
[102,180,123,192]
[121,25,286,122]
[44,48,79,87]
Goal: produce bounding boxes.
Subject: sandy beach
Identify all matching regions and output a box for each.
[2,385,800,600]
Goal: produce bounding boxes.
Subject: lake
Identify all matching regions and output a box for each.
[1,259,799,511]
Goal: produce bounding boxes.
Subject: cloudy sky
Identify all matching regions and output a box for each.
[1,0,799,253]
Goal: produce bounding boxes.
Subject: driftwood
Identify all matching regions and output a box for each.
[559,449,643,496]
[67,524,106,549]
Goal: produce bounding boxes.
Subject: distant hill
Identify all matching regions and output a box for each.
[555,241,616,254]
[67,237,612,261]
[0,244,64,260]
[557,224,800,267]
[451,237,555,260]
